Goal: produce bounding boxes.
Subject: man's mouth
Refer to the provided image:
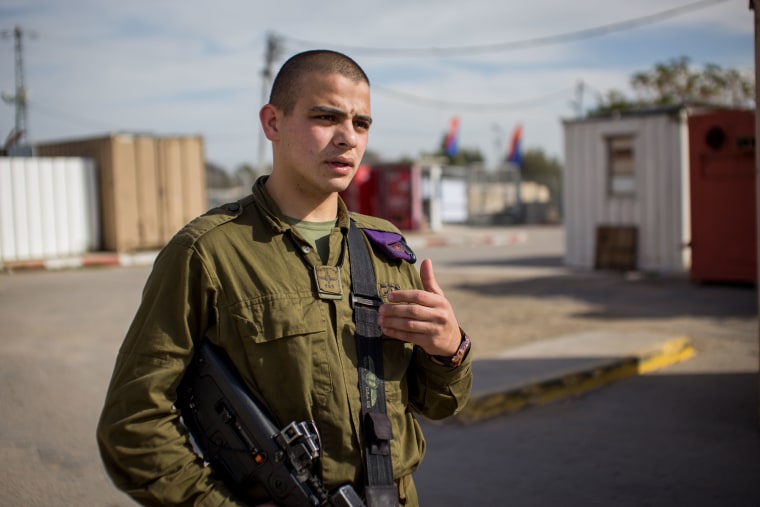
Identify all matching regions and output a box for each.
[328,158,354,170]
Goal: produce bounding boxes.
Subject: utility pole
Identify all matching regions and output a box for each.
[572,80,585,118]
[1,25,34,153]
[256,32,282,173]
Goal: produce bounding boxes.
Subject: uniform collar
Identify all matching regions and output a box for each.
[251,175,351,235]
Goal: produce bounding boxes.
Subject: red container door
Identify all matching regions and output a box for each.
[689,110,757,284]
[341,163,422,231]
[340,165,378,216]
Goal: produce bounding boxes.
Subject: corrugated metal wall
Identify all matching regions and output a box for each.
[0,157,100,262]
[562,111,691,273]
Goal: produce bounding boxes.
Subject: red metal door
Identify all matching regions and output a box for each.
[688,110,756,284]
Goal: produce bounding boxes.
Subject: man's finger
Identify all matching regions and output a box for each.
[419,258,444,296]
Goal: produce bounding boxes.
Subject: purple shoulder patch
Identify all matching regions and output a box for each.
[362,229,417,264]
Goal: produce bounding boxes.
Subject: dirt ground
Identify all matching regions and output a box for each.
[435,268,757,359]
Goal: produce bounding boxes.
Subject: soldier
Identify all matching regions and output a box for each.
[97,49,472,506]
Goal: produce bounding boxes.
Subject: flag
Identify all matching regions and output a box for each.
[445,116,459,157]
[507,123,523,166]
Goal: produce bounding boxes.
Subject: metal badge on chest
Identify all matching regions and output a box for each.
[314,265,343,300]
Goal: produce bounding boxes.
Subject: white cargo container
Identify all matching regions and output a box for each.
[0,157,100,263]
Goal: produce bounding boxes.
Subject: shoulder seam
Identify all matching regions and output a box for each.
[171,198,252,248]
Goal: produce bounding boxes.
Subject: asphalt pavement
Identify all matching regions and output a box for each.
[0,224,758,506]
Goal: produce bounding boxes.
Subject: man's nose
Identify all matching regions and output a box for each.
[335,123,358,148]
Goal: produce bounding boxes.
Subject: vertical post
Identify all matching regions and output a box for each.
[574,80,585,118]
[2,24,30,149]
[429,164,442,232]
[257,32,281,174]
[14,26,28,142]
[514,162,523,221]
[751,0,760,429]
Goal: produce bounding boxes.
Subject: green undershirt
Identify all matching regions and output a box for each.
[285,216,337,263]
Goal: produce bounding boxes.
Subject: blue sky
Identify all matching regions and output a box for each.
[0,0,753,171]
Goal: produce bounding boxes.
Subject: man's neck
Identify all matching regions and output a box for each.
[264,173,338,222]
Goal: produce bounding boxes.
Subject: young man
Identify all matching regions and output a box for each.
[97,50,472,506]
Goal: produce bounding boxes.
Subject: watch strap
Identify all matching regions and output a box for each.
[431,329,471,368]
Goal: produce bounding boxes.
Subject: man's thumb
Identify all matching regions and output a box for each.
[420,258,443,295]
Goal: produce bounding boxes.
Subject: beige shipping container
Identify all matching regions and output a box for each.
[36,133,207,252]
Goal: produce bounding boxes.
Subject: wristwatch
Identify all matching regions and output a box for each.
[430,329,471,368]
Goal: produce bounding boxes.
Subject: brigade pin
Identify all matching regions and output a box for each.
[314,265,343,300]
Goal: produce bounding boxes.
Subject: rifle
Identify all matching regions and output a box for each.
[175,339,365,507]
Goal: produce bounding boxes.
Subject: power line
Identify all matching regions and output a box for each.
[278,0,734,57]
[27,100,118,131]
[373,84,575,111]
[275,0,734,111]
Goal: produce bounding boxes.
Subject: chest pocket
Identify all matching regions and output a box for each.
[231,293,327,342]
[229,293,333,408]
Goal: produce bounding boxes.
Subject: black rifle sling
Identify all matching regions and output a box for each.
[347,221,399,507]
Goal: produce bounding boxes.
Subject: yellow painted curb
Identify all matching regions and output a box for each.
[636,336,695,374]
[453,336,696,425]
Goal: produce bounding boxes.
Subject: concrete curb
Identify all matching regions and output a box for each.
[1,251,159,272]
[453,335,696,425]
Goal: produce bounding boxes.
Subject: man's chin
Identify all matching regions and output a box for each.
[328,171,357,192]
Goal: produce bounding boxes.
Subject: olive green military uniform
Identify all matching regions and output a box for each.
[97,176,472,506]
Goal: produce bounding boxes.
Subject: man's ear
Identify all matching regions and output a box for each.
[259,104,281,141]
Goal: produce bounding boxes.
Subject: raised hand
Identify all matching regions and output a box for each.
[377,258,461,357]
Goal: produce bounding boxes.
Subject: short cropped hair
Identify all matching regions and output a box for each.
[269,50,370,114]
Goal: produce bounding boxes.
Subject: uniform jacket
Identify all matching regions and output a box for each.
[97,176,472,506]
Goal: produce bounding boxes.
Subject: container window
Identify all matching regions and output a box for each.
[607,135,635,196]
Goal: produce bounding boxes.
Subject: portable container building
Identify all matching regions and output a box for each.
[36,133,207,252]
[563,105,708,273]
[563,105,756,278]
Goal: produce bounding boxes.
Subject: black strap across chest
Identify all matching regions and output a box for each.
[347,221,399,507]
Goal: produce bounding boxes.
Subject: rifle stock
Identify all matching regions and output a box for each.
[175,340,364,507]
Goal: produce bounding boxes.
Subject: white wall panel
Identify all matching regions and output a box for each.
[0,157,100,262]
[0,161,16,260]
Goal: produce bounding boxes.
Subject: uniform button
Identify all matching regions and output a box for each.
[301,245,311,254]
[226,203,240,212]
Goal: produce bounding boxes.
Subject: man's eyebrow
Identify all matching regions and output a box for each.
[310,105,373,125]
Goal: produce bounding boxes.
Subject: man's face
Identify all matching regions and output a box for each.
[274,72,372,198]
